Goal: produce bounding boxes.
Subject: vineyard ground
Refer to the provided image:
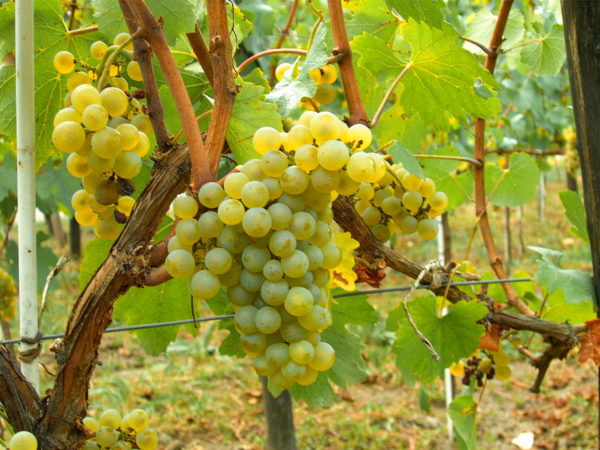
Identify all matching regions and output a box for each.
[4,169,596,449]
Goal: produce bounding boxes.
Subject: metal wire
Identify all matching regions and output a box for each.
[0,277,533,346]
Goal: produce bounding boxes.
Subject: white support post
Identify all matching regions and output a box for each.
[16,0,39,390]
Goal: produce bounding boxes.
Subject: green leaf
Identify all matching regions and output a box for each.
[345,0,398,42]
[331,290,378,326]
[389,142,424,178]
[78,238,112,289]
[421,147,473,209]
[352,33,406,82]
[521,24,566,76]
[386,294,487,382]
[463,9,525,55]
[559,190,589,242]
[290,372,335,408]
[448,394,477,450]
[485,153,540,207]
[386,0,444,28]
[219,324,245,357]
[228,76,282,163]
[543,289,595,323]
[399,20,501,129]
[114,278,198,356]
[266,27,329,116]
[376,103,428,153]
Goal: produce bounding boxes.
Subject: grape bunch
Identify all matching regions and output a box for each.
[0,267,17,322]
[275,63,339,110]
[82,408,158,449]
[451,346,511,387]
[354,164,448,242]
[52,34,151,240]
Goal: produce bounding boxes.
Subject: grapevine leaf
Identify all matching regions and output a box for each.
[266,27,329,116]
[228,76,282,163]
[78,238,112,289]
[521,24,566,76]
[485,153,540,207]
[386,294,487,382]
[543,289,595,323]
[352,33,407,82]
[345,0,398,42]
[113,278,198,356]
[290,373,335,408]
[389,142,424,178]
[399,20,501,129]
[219,325,245,357]
[559,189,589,242]
[205,288,233,316]
[0,1,15,54]
[463,9,525,55]
[421,147,473,209]
[386,0,445,28]
[448,394,477,450]
[376,103,428,153]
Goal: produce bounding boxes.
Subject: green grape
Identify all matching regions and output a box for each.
[320,242,341,269]
[267,203,292,231]
[167,235,191,253]
[228,285,255,307]
[240,269,265,293]
[241,245,270,272]
[297,366,319,386]
[294,144,319,172]
[309,112,342,143]
[429,191,448,210]
[52,121,86,153]
[346,152,376,182]
[194,211,223,239]
[165,249,196,279]
[312,268,329,287]
[219,261,242,287]
[263,177,283,200]
[83,442,100,450]
[278,193,305,213]
[317,140,349,170]
[241,180,270,208]
[346,124,372,151]
[362,206,381,226]
[116,123,139,150]
[303,185,330,211]
[275,62,292,81]
[223,173,249,199]
[127,60,144,81]
[131,114,153,136]
[255,306,282,334]
[260,280,289,306]
[94,426,119,447]
[235,306,259,334]
[265,342,289,366]
[354,200,369,218]
[66,153,91,178]
[263,259,284,282]
[269,230,297,258]
[99,409,122,428]
[83,416,100,432]
[287,269,313,287]
[284,286,313,316]
[290,212,316,240]
[67,71,92,92]
[402,174,423,191]
[371,223,391,241]
[88,152,115,174]
[91,127,122,158]
[260,150,288,177]
[217,223,248,252]
[271,371,294,389]
[253,126,282,154]
[402,190,423,212]
[195,182,224,209]
[308,221,331,247]
[114,151,142,178]
[252,355,278,376]
[132,131,150,157]
[373,188,392,206]
[280,320,308,342]
[53,107,82,126]
[176,218,201,245]
[218,198,245,225]
[90,40,108,60]
[135,429,159,450]
[285,124,313,152]
[53,50,75,74]
[71,84,101,113]
[8,431,38,450]
[281,166,310,195]
[204,247,232,275]
[309,342,335,371]
[240,333,267,355]
[172,194,199,219]
[396,215,418,234]
[281,250,309,278]
[417,218,438,240]
[298,305,331,332]
[419,177,436,197]
[314,83,337,104]
[281,360,306,380]
[310,166,340,193]
[80,171,103,193]
[240,159,265,181]
[109,441,131,450]
[100,87,129,118]
[336,171,360,196]
[289,340,315,364]
[71,189,91,211]
[381,196,402,216]
[304,245,324,271]
[242,207,272,238]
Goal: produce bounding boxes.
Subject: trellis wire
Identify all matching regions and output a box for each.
[0,277,532,346]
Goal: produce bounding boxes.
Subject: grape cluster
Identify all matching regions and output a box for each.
[0,267,17,321]
[82,408,157,449]
[354,165,448,242]
[275,63,339,110]
[52,34,151,240]
[453,347,511,387]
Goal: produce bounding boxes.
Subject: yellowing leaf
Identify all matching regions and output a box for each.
[331,232,359,291]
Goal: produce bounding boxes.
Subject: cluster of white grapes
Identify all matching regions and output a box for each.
[275,63,339,110]
[354,166,449,242]
[52,33,151,240]
[6,409,156,450]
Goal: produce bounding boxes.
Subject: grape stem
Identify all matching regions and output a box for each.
[97,33,138,90]
[459,36,493,56]
[413,154,482,168]
[267,0,301,82]
[186,25,214,87]
[369,63,412,129]
[66,25,99,37]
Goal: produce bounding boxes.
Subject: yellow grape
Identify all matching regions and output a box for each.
[346,124,372,151]
[275,63,292,81]
[136,429,159,450]
[297,366,319,386]
[127,60,143,81]
[449,362,465,377]
[429,191,448,210]
[308,342,335,371]
[298,110,317,127]
[285,125,313,152]
[71,84,101,113]
[67,71,92,92]
[53,107,81,126]
[294,144,319,172]
[132,131,150,157]
[94,219,120,240]
[83,416,100,432]
[317,139,349,170]
[417,218,438,240]
[402,174,423,191]
[114,32,134,50]
[165,249,196,279]
[91,127,122,159]
[116,123,140,150]
[345,152,376,182]
[90,40,108,60]
[111,76,129,91]
[336,170,359,196]
[71,189,91,211]
[82,104,109,131]
[253,127,282,155]
[419,177,436,197]
[308,68,322,83]
[172,194,199,219]
[114,151,142,178]
[309,112,342,143]
[66,153,91,178]
[52,121,86,153]
[117,196,135,215]
[320,64,337,84]
[99,409,122,428]
[75,209,97,226]
[313,83,337,105]
[53,50,75,74]
[131,114,153,136]
[396,215,418,234]
[402,190,423,212]
[8,431,38,450]
[495,365,511,380]
[88,152,115,174]
[100,87,128,118]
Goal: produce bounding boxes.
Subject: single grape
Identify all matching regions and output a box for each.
[242,207,272,238]
[127,60,144,81]
[241,180,270,208]
[8,431,38,450]
[309,111,342,143]
[289,340,315,364]
[240,333,267,355]
[294,144,319,172]
[373,188,392,207]
[346,124,372,151]
[111,76,129,91]
[114,151,142,178]
[336,171,360,196]
[320,242,341,269]
[269,230,297,258]
[261,150,288,177]
[172,194,199,219]
[263,177,283,200]
[88,152,115,174]
[100,87,129,118]
[429,191,448,210]
[308,341,335,371]
[53,50,75,74]
[417,218,438,240]
[285,125,313,152]
[310,166,339,193]
[99,409,122,428]
[53,107,82,126]
[131,114,153,136]
[308,68,322,83]
[66,153,91,178]
[241,159,265,181]
[205,247,232,275]
[320,64,337,84]
[284,286,313,316]
[275,62,292,81]
[218,198,245,225]
[217,223,247,252]
[253,127,282,154]
[240,269,265,293]
[278,193,305,212]
[298,305,331,332]
[281,250,309,278]
[136,429,159,450]
[419,178,436,197]
[71,84,101,113]
[281,360,306,381]
[176,218,202,245]
[95,426,120,447]
[362,206,381,226]
[396,215,418,234]
[380,196,402,216]
[91,127,122,159]
[95,180,120,205]
[165,249,196,279]
[290,212,316,240]
[235,305,259,334]
[346,152,376,182]
[67,71,92,92]
[253,356,278,377]
[132,131,151,157]
[52,121,86,153]
[281,166,310,195]
[117,196,135,216]
[402,174,423,191]
[255,306,282,334]
[313,83,337,105]
[371,223,391,242]
[90,40,108,60]
[83,416,100,432]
